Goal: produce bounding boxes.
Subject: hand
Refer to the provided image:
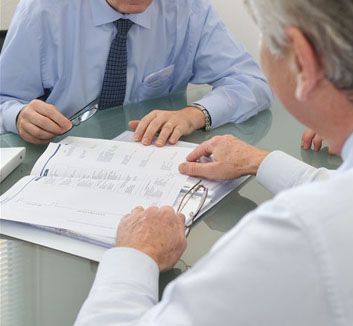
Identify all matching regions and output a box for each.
[116,206,187,272]
[16,99,72,144]
[128,106,205,147]
[301,129,333,153]
[179,135,269,180]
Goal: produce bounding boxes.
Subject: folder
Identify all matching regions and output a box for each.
[0,133,247,249]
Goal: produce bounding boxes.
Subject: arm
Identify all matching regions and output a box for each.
[75,247,160,326]
[128,1,272,147]
[75,206,186,325]
[191,2,272,128]
[0,3,44,134]
[0,2,71,142]
[179,135,335,194]
[76,199,329,325]
[256,150,335,194]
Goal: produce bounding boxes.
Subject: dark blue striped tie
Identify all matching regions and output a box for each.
[99,19,133,110]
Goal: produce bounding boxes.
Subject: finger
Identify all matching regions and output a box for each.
[328,146,335,155]
[133,112,157,142]
[177,213,186,224]
[20,129,51,145]
[128,120,140,131]
[145,206,159,216]
[22,121,56,140]
[26,111,64,135]
[185,141,214,162]
[156,122,174,147]
[313,135,323,152]
[131,206,144,214]
[35,103,72,131]
[121,206,145,224]
[301,129,316,150]
[179,162,219,179]
[160,205,176,215]
[169,126,183,145]
[141,117,166,145]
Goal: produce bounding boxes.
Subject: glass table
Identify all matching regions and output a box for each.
[0,86,341,325]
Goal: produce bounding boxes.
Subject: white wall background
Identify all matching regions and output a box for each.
[0,0,18,31]
[0,0,260,60]
[212,0,260,61]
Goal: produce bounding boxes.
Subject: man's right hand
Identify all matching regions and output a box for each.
[179,135,269,181]
[117,206,187,272]
[16,99,72,144]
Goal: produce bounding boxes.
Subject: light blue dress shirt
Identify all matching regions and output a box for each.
[0,0,271,134]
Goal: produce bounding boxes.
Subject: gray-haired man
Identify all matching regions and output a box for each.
[76,1,353,325]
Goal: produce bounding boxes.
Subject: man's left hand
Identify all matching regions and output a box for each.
[128,107,205,147]
[301,129,335,154]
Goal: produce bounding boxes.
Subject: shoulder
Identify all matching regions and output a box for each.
[155,0,220,31]
[157,0,213,15]
[14,0,81,23]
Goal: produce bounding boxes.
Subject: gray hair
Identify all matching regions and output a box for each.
[245,0,353,92]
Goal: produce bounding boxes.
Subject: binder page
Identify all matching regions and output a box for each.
[114,131,250,223]
[0,167,188,238]
[31,139,192,180]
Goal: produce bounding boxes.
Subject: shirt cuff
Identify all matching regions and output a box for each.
[2,100,27,134]
[256,150,314,194]
[92,247,160,299]
[195,92,233,129]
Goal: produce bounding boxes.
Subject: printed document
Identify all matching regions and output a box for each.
[0,138,190,242]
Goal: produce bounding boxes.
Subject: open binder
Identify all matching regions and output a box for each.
[0,132,247,248]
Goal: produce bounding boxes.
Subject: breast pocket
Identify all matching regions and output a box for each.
[138,65,175,100]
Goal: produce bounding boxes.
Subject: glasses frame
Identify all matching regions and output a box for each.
[69,98,99,127]
[177,179,208,236]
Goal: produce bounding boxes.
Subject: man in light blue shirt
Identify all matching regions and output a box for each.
[0,0,271,145]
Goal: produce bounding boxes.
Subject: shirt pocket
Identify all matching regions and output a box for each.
[138,65,175,100]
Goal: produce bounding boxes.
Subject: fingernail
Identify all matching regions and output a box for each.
[179,164,186,173]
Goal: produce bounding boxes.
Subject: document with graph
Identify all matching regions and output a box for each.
[0,137,191,245]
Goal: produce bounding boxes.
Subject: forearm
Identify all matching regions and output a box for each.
[197,75,272,129]
[75,248,159,326]
[256,150,335,194]
[189,1,272,129]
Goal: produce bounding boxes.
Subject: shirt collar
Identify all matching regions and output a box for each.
[341,131,353,164]
[89,0,154,29]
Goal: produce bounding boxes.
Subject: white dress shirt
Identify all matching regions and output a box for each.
[75,133,353,326]
[0,0,271,134]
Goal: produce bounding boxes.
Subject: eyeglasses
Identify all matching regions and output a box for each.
[62,99,99,135]
[177,179,208,236]
[69,98,99,127]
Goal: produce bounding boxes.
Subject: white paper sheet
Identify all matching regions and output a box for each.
[1,138,191,239]
[33,139,192,178]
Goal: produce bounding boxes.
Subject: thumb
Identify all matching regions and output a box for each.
[177,212,186,224]
[128,120,140,130]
